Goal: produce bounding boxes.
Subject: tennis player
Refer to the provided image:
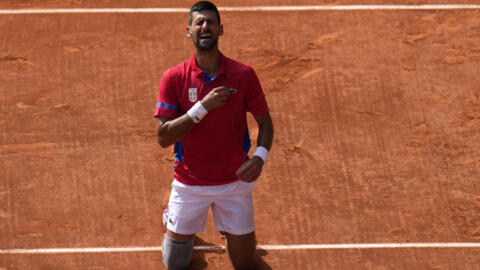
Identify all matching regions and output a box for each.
[154,1,274,269]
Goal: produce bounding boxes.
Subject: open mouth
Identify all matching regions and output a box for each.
[200,33,212,40]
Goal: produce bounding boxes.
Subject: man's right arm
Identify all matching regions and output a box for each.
[156,86,234,148]
[156,115,196,148]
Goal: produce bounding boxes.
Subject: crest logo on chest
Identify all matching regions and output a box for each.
[188,88,198,102]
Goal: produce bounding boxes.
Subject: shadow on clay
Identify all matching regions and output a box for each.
[188,236,272,270]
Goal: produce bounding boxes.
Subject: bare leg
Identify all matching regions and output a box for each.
[225,231,258,270]
[167,229,195,240]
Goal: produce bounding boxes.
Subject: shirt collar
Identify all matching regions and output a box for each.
[189,52,227,78]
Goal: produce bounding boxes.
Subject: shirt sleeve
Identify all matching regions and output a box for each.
[154,68,180,119]
[245,67,269,116]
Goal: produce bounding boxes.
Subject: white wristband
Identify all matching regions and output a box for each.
[253,146,269,163]
[187,102,208,123]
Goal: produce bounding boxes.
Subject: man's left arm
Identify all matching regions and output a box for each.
[236,113,274,182]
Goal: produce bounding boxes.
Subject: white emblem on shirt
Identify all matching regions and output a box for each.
[188,88,197,102]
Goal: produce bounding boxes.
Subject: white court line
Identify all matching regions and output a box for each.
[1,243,480,254]
[0,5,480,14]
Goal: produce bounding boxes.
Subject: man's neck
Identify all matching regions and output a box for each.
[195,49,220,77]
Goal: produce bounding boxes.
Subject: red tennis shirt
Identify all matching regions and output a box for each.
[154,53,269,186]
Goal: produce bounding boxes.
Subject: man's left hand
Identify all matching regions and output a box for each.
[236,156,264,182]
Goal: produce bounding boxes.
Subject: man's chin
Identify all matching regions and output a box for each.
[197,46,216,51]
[195,40,217,51]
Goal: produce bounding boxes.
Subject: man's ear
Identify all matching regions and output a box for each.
[186,26,192,38]
[219,24,224,36]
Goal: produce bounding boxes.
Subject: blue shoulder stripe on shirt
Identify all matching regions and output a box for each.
[156,102,179,111]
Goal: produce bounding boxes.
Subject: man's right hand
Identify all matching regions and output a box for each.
[200,86,234,112]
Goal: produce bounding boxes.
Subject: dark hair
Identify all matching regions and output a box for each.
[189,1,221,25]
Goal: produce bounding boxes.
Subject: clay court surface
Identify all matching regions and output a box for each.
[1,0,480,269]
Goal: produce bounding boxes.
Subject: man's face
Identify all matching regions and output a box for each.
[187,10,223,51]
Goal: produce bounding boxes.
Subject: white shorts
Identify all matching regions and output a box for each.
[165,179,255,235]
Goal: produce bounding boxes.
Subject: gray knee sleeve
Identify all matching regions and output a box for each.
[162,234,194,270]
